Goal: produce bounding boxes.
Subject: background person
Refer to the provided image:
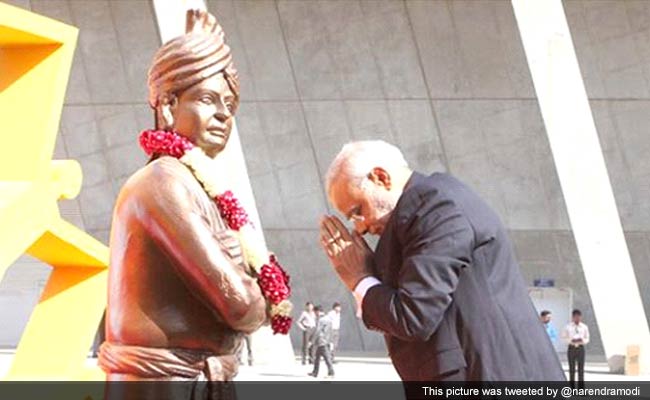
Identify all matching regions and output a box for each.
[327,302,342,363]
[297,301,316,364]
[562,309,589,388]
[308,305,335,379]
[540,310,558,346]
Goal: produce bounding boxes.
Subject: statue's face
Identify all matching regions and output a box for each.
[171,73,236,157]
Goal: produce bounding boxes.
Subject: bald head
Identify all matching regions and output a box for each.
[325,141,412,235]
[325,140,409,197]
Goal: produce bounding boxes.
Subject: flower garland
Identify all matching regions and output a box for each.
[139,129,292,334]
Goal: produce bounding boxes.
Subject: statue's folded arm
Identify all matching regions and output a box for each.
[133,170,267,333]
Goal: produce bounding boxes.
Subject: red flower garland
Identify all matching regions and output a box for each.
[258,257,291,305]
[271,315,292,335]
[262,255,292,334]
[215,191,250,231]
[139,129,194,158]
[270,254,290,287]
[138,129,293,335]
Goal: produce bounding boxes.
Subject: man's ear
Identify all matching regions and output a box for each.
[159,94,178,130]
[367,167,391,190]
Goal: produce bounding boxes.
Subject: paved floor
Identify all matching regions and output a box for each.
[0,351,645,381]
[239,356,645,382]
[238,356,401,381]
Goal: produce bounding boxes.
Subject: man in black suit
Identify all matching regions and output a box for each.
[319,140,565,381]
[308,305,335,379]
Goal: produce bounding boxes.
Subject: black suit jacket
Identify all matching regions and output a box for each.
[362,172,565,381]
[310,316,333,348]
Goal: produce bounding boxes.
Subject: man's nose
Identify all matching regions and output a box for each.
[353,220,368,235]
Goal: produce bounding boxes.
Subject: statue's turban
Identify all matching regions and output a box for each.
[147,10,239,109]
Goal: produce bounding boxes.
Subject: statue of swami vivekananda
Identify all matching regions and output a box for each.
[99,9,292,399]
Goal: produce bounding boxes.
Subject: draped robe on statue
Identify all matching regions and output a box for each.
[101,157,266,397]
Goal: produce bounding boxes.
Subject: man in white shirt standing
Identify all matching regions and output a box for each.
[297,302,316,365]
[327,302,342,363]
[562,309,590,388]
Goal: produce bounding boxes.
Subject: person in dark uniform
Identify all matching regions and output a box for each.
[319,140,565,382]
[308,305,335,379]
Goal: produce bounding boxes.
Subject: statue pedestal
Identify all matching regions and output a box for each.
[251,326,296,367]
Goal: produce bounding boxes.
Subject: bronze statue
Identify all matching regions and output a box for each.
[99,10,277,396]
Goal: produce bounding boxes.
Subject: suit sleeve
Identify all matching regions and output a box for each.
[135,169,267,333]
[361,189,474,342]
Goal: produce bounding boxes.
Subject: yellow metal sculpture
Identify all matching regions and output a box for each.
[0,3,108,380]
